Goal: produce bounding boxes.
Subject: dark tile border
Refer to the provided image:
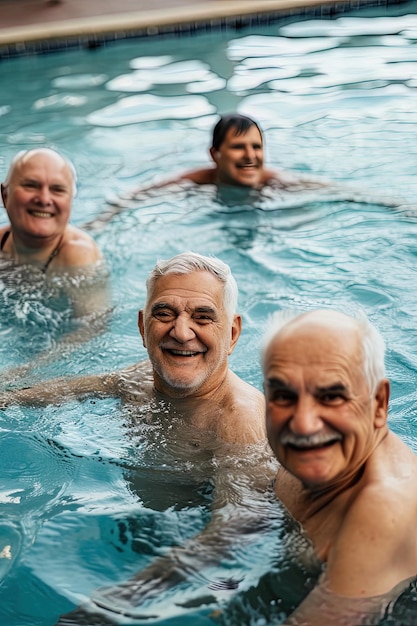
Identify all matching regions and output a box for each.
[0,0,410,60]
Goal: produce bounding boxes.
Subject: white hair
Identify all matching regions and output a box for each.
[3,148,78,197]
[145,252,238,321]
[261,308,386,393]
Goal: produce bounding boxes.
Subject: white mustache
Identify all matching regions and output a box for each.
[280,431,342,449]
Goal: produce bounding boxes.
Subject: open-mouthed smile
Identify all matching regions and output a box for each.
[162,347,206,358]
[28,210,54,218]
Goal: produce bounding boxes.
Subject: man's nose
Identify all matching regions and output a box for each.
[36,186,52,206]
[244,145,256,161]
[289,397,323,435]
[169,315,196,343]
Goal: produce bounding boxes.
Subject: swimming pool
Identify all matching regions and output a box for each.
[1,1,417,624]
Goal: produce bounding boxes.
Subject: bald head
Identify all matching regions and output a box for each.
[262,309,386,394]
[3,148,77,197]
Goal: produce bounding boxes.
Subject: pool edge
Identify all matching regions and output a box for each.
[0,0,408,57]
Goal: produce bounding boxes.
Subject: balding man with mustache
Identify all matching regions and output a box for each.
[262,309,417,625]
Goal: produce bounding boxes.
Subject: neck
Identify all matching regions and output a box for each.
[6,231,63,266]
[153,370,232,427]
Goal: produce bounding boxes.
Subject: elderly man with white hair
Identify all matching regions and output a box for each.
[262,309,417,625]
[1,252,272,624]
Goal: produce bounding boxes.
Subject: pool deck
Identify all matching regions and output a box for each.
[0,0,379,47]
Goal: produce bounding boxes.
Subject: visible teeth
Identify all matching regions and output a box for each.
[281,433,342,449]
[30,211,52,218]
[170,350,198,356]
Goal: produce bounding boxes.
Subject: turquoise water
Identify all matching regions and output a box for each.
[1,1,417,624]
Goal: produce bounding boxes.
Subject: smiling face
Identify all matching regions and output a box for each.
[210,125,264,188]
[138,271,241,398]
[1,149,74,246]
[263,312,389,489]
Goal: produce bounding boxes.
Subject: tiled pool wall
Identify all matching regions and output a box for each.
[0,0,411,59]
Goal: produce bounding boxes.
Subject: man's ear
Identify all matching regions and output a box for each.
[227,314,242,355]
[209,146,220,164]
[138,310,146,348]
[1,184,8,207]
[373,379,390,428]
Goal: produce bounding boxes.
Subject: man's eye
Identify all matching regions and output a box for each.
[51,186,68,194]
[320,393,345,405]
[269,391,295,406]
[153,311,175,322]
[193,315,213,324]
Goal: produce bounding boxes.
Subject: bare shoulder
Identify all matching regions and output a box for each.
[180,167,217,185]
[328,485,417,595]
[263,167,329,189]
[223,370,266,443]
[344,433,417,534]
[58,225,103,267]
[368,431,417,489]
[229,369,264,410]
[113,360,154,403]
[327,435,417,595]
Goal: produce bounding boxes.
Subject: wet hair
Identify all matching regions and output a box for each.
[3,148,78,197]
[145,252,238,321]
[261,309,386,394]
[211,114,263,151]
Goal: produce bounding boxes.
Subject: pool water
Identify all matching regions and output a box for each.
[1,1,417,624]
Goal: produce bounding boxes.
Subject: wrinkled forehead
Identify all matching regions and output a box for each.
[13,150,74,184]
[264,316,363,380]
[147,270,226,310]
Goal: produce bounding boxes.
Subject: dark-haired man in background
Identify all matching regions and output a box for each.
[85,113,327,230]
[134,113,326,192]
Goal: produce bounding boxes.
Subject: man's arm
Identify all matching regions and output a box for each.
[0,372,118,408]
[82,169,216,232]
[264,168,330,190]
[0,361,152,407]
[56,443,278,623]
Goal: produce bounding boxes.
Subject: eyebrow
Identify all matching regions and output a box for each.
[151,302,177,314]
[150,303,218,316]
[230,141,262,147]
[264,380,349,394]
[193,306,218,316]
[316,383,349,395]
[20,177,69,189]
[20,177,40,185]
[264,378,295,392]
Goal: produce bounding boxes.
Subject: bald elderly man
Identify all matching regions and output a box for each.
[0,148,108,382]
[262,309,417,624]
[1,147,102,270]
